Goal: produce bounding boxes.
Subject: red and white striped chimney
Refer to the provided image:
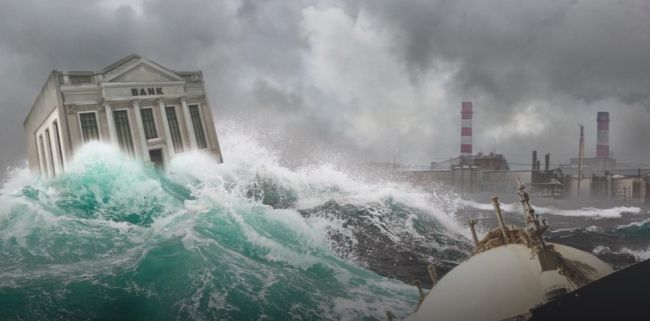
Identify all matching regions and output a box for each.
[460,101,473,157]
[596,112,609,159]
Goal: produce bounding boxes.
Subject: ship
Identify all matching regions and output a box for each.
[396,178,649,321]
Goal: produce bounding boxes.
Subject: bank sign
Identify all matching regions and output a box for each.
[103,85,186,100]
[131,88,163,96]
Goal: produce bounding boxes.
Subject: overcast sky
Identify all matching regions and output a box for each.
[2,0,650,176]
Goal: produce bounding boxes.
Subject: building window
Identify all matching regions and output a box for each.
[140,108,158,139]
[113,110,135,156]
[45,129,56,176]
[165,106,183,153]
[53,121,65,171]
[79,112,100,142]
[189,105,207,149]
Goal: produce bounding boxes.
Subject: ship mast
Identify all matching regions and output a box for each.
[516,176,549,248]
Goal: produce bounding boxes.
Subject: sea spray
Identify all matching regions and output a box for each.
[0,131,471,321]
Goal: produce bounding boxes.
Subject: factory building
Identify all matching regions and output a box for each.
[23,54,223,177]
[401,106,650,204]
[402,102,528,201]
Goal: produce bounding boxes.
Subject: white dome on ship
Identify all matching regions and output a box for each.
[404,243,613,321]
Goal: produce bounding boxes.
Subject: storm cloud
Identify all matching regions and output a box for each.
[1,0,650,176]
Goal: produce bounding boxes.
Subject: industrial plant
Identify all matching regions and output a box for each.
[400,104,648,204]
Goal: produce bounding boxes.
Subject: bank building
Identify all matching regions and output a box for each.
[23,54,223,177]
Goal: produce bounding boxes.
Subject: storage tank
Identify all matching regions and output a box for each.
[402,181,613,321]
[564,177,591,198]
[404,243,612,321]
[611,176,635,200]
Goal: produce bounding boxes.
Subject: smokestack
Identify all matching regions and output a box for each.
[597,112,610,159]
[460,102,473,157]
[578,124,585,197]
[532,150,538,171]
[544,153,550,171]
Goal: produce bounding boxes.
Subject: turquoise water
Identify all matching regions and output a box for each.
[0,136,466,321]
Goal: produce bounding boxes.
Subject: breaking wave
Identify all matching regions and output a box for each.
[593,245,650,262]
[0,126,471,321]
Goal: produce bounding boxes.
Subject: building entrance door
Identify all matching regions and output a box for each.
[149,149,164,170]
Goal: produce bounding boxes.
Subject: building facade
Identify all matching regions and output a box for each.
[24,54,223,177]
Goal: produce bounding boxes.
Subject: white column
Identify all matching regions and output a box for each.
[158,99,174,154]
[103,102,118,147]
[132,101,150,161]
[181,98,197,150]
[43,132,53,178]
[48,124,62,175]
[36,135,46,177]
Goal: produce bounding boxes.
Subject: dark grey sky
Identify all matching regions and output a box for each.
[2,0,650,176]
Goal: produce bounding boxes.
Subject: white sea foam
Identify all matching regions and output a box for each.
[169,122,465,238]
[534,206,642,218]
[613,218,650,230]
[593,245,650,261]
[457,199,642,218]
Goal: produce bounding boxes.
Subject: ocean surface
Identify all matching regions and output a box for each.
[1,127,648,321]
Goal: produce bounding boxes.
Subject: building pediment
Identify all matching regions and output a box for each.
[109,62,181,83]
[102,55,184,83]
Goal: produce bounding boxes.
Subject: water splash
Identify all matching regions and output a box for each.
[0,128,471,321]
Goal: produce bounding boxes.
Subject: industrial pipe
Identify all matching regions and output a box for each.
[468,218,479,246]
[427,264,438,288]
[490,196,510,244]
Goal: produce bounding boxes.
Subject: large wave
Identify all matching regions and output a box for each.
[0,126,471,321]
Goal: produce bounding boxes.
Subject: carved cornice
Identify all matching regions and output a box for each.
[64,104,101,115]
[64,105,79,115]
